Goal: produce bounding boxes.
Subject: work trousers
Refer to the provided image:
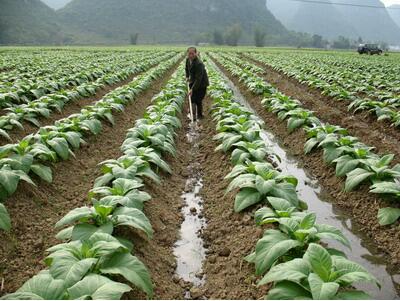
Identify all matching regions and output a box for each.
[191,87,207,119]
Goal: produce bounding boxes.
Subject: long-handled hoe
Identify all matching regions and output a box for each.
[187,85,194,123]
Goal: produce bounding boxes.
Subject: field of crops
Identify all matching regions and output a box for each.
[0,46,400,300]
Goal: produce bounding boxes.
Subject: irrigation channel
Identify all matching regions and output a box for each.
[173,120,207,299]
[170,61,399,299]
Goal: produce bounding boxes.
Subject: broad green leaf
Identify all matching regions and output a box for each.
[370,182,400,195]
[300,213,316,230]
[30,164,53,183]
[287,118,305,132]
[98,195,145,210]
[270,183,300,208]
[64,132,82,149]
[225,164,247,179]
[0,203,11,231]
[304,243,332,282]
[323,146,343,164]
[336,272,379,287]
[257,239,302,274]
[266,281,312,300]
[82,119,102,135]
[304,138,319,154]
[0,292,43,300]
[379,154,394,166]
[50,255,97,288]
[0,169,20,196]
[111,178,143,192]
[90,239,128,257]
[94,173,114,188]
[55,226,73,241]
[100,253,153,297]
[254,229,296,275]
[315,224,351,248]
[71,222,114,241]
[333,256,380,288]
[55,207,93,228]
[234,188,261,212]
[0,129,11,141]
[221,135,241,152]
[308,273,339,300]
[255,177,275,195]
[254,207,276,225]
[377,207,400,226]
[335,290,371,300]
[113,207,153,238]
[258,258,310,286]
[268,197,294,212]
[326,248,347,258]
[67,274,131,300]
[226,173,256,193]
[334,156,360,177]
[47,138,70,161]
[14,271,66,300]
[344,168,374,192]
[137,165,161,184]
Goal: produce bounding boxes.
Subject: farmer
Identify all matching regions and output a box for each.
[185,46,209,121]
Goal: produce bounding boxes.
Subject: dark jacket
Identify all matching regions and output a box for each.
[185,57,209,92]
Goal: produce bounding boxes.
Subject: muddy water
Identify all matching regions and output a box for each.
[173,122,207,297]
[213,61,399,299]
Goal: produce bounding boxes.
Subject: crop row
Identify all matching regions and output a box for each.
[211,53,400,227]
[247,51,400,97]
[245,52,400,130]
[0,51,149,88]
[0,51,169,108]
[0,52,176,140]
[0,54,182,232]
[0,63,187,300]
[0,51,108,84]
[205,57,379,300]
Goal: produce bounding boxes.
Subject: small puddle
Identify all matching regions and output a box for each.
[212,60,400,299]
[173,121,207,298]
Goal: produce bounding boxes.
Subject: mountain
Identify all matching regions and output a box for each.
[267,0,400,44]
[0,0,64,45]
[57,0,289,44]
[288,0,357,39]
[388,4,400,28]
[41,0,72,10]
[266,0,300,27]
[334,0,400,43]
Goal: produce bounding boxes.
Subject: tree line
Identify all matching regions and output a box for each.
[129,24,390,50]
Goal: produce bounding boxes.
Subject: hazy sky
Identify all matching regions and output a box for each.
[382,0,400,5]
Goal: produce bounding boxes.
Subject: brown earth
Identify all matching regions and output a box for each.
[0,68,157,146]
[0,61,182,297]
[193,97,268,300]
[123,105,192,300]
[243,55,400,165]
[213,59,400,275]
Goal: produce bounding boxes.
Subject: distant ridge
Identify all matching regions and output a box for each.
[267,0,400,43]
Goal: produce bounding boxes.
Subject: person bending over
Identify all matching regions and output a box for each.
[185,46,209,121]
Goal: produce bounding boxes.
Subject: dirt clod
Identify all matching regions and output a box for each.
[219,247,231,257]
